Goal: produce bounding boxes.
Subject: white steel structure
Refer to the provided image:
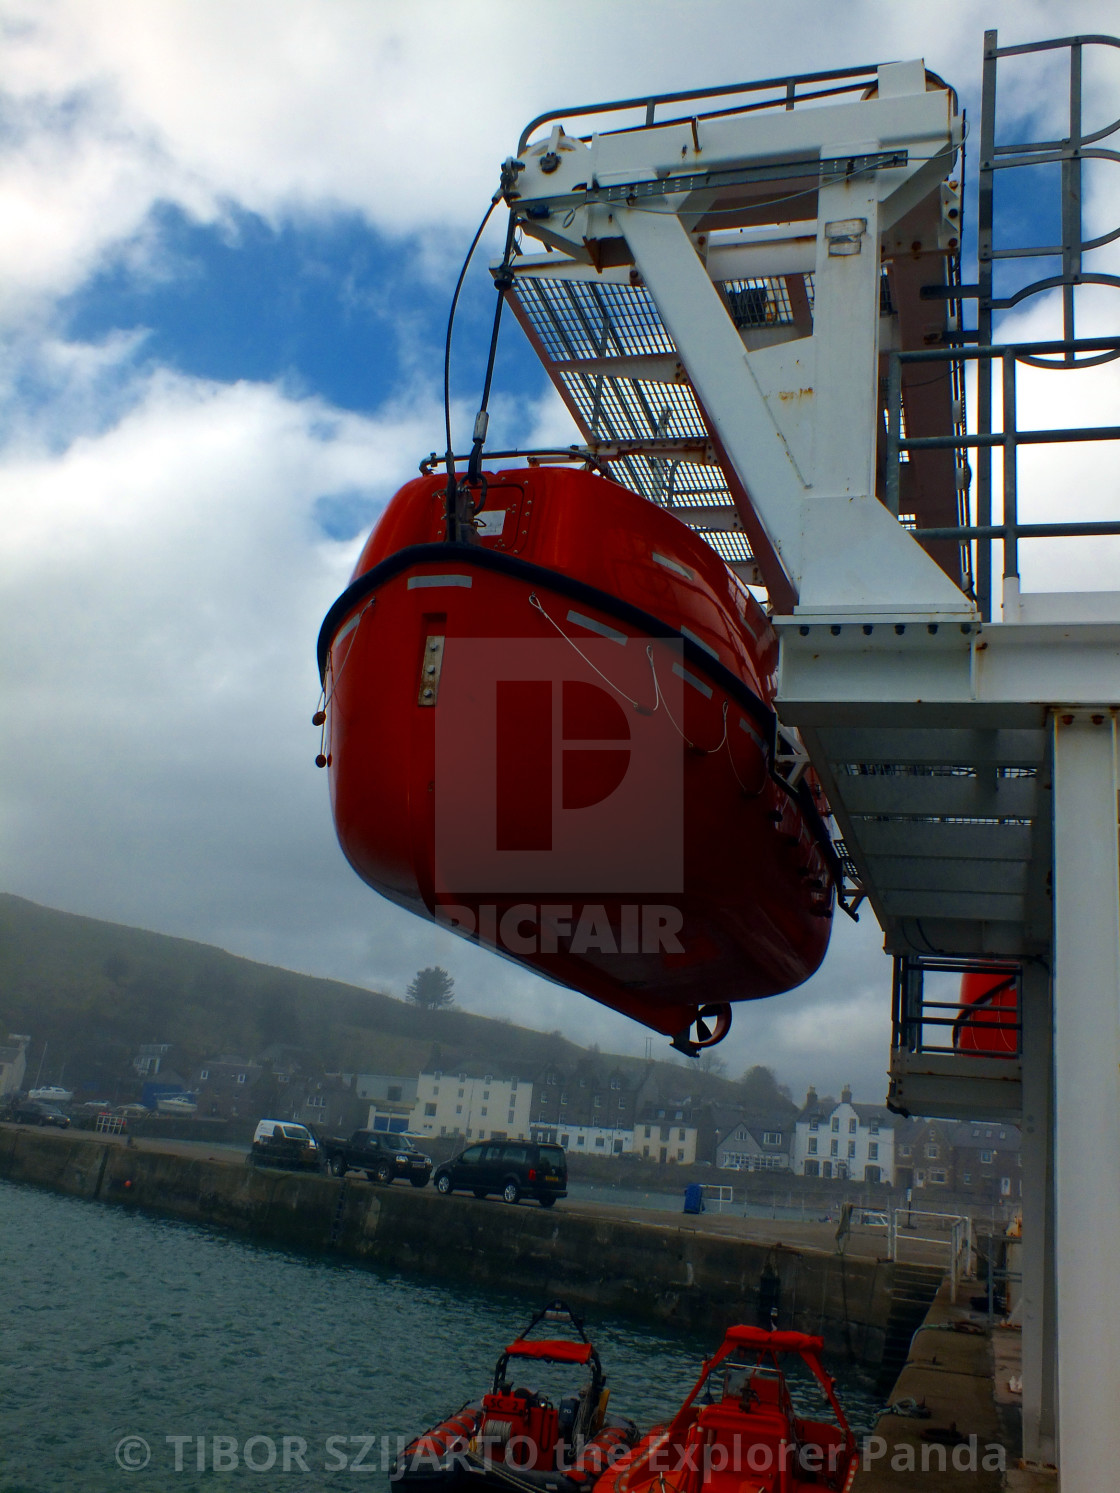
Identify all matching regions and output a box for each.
[494,35,1120,1485]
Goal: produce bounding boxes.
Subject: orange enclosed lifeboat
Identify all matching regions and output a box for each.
[317,465,836,1047]
[954,966,1019,1056]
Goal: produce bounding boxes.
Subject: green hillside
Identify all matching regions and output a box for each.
[0,894,747,1104]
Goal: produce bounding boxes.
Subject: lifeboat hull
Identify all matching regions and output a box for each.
[955,967,1019,1056]
[318,468,835,1040]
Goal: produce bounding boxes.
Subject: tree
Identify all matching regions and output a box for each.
[406,966,455,1011]
[737,1064,793,1112]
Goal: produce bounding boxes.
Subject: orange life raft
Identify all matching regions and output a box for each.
[317,466,837,1044]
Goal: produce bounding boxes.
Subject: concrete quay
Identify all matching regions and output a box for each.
[0,1125,897,1364]
[863,1279,1059,1493]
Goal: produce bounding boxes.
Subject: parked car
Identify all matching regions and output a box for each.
[249,1119,324,1172]
[433,1140,567,1206]
[9,1099,71,1129]
[323,1129,432,1186]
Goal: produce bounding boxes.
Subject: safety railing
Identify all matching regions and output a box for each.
[701,1183,735,1213]
[888,1208,973,1291]
[885,337,1120,620]
[517,60,894,152]
[892,954,1021,1059]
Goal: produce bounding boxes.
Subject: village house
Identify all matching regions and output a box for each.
[0,1035,29,1097]
[413,1068,533,1142]
[714,1114,794,1171]
[792,1086,895,1183]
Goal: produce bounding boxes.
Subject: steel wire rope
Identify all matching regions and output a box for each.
[526,593,734,753]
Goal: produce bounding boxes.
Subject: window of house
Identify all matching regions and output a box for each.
[507,1110,515,1124]
[307,1096,324,1108]
[831,1117,839,1132]
[675,1110,683,1121]
[870,1122,879,1135]
[962,1171,972,1185]
[424,1103,437,1117]
[484,1075,492,1084]
[560,1093,568,1106]
[458,1088,464,1098]
[900,1145,911,1158]
[483,1090,490,1100]
[929,1168,947,1183]
[618,1098,626,1109]
[388,1086,402,1102]
[926,1144,939,1159]
[560,1133,570,1146]
[980,1149,993,1163]
[456,1105,462,1115]
[237,1074,245,1084]
[847,1141,856,1157]
[644,1125,652,1139]
[610,1077,620,1091]
[458,1074,466,1083]
[808,1138,818,1155]
[809,1119,819,1131]
[480,1107,487,1117]
[848,1118,857,1134]
[804,1160,819,1177]
[677,1148,685,1161]
[594,1095,602,1108]
[830,1139,838,1156]
[595,1137,605,1148]
[548,1073,557,1085]
[868,1142,879,1160]
[763,1132,781,1145]
[432,1086,439,1095]
[510,1078,517,1089]
[200,1069,209,1081]
[678,1128,686,1141]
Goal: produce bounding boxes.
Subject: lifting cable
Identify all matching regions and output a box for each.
[442,162,523,541]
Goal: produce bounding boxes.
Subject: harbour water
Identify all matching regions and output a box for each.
[1,1180,882,1491]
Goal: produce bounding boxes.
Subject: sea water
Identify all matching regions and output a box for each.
[0,1181,881,1492]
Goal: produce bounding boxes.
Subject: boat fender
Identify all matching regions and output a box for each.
[565,1422,636,1484]
[590,1387,609,1437]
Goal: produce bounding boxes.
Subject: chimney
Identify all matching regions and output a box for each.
[805,1085,818,1108]
[841,1084,853,1104]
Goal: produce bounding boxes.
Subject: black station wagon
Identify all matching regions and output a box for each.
[433,1139,567,1206]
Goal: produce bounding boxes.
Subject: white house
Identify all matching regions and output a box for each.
[531,1121,635,1156]
[793,1086,895,1183]
[0,1035,29,1097]
[413,1069,533,1142]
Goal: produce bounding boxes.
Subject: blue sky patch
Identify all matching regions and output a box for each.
[60,201,548,427]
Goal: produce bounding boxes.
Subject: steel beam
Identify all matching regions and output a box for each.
[1019,959,1057,1465]
[1051,710,1120,1485]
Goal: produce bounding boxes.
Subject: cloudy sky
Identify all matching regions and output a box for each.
[3,0,1119,1103]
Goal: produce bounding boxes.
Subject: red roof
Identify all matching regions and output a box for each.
[505,1339,593,1364]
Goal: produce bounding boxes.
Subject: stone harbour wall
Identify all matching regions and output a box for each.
[0,1128,893,1365]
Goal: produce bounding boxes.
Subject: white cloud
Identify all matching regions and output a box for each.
[5,0,1118,321]
[4,0,1120,1097]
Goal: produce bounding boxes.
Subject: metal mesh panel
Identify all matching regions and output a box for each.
[560,373,708,441]
[696,529,754,564]
[514,278,676,362]
[723,277,795,326]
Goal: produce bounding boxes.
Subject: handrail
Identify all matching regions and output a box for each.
[517,60,891,152]
[885,337,1120,615]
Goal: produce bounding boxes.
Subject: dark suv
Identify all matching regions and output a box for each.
[433,1140,567,1206]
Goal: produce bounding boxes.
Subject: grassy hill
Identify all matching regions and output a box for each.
[0,894,750,1106]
